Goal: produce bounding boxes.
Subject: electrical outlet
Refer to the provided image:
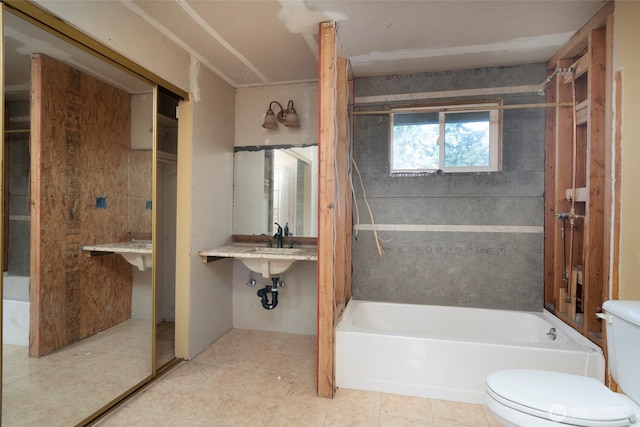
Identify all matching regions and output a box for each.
[96,196,107,209]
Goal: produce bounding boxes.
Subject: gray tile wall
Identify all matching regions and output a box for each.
[351,64,546,311]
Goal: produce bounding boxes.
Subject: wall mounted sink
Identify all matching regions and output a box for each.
[81,241,153,271]
[198,245,317,279]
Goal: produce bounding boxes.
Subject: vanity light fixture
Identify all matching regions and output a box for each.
[261,100,300,129]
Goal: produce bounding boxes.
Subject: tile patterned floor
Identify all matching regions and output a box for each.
[98,329,501,427]
[2,319,167,426]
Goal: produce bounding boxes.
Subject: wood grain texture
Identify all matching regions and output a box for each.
[30,54,135,357]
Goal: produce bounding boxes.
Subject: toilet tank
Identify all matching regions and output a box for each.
[603,299,640,403]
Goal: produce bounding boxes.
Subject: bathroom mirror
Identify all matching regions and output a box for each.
[233,146,318,237]
[2,8,156,425]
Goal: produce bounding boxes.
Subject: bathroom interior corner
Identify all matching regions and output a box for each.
[2,0,640,426]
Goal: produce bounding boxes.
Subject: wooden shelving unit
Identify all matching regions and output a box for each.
[544,27,607,346]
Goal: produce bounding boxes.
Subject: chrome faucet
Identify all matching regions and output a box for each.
[274,223,283,248]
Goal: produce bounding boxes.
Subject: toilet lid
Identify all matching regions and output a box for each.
[486,370,636,426]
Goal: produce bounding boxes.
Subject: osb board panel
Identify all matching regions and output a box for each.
[30,54,133,356]
[128,150,152,234]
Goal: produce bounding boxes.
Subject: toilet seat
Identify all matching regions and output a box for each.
[486,370,636,426]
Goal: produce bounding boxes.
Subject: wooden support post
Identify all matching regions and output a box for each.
[317,21,337,398]
[551,58,574,315]
[317,21,353,398]
[582,28,606,338]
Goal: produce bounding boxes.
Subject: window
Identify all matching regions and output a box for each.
[390,102,501,173]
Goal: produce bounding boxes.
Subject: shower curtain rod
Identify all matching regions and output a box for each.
[352,102,573,115]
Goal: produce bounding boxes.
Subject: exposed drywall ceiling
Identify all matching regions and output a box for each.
[127,0,607,87]
[5,0,608,95]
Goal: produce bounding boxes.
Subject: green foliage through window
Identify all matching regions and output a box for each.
[391,103,500,173]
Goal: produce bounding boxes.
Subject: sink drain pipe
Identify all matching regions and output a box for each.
[257,278,283,310]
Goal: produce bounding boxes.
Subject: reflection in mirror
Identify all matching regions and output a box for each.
[3,8,154,425]
[233,146,318,237]
[155,90,178,371]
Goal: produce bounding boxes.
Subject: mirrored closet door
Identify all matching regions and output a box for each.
[2,7,157,425]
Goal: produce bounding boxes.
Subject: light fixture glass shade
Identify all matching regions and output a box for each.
[261,100,300,129]
[262,108,278,129]
[284,105,300,128]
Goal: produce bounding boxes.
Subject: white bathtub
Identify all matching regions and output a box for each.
[3,274,30,346]
[335,300,605,404]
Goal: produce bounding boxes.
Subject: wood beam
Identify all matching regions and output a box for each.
[317,21,338,398]
[317,21,353,398]
[547,1,613,64]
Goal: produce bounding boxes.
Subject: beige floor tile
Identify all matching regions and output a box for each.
[81,372,143,403]
[244,370,294,399]
[286,371,317,398]
[211,392,280,426]
[267,395,331,427]
[2,319,160,426]
[280,333,316,355]
[160,360,221,387]
[6,393,97,427]
[168,388,223,422]
[125,380,193,415]
[323,408,380,427]
[97,406,220,426]
[33,327,511,427]
[431,399,491,427]
[379,413,435,427]
[330,388,381,414]
[380,393,433,420]
[200,365,254,395]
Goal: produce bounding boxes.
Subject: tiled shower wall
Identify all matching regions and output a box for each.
[351,64,546,311]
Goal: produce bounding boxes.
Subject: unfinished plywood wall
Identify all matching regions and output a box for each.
[128,150,152,236]
[30,54,133,357]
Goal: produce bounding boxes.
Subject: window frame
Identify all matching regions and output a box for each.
[389,100,502,174]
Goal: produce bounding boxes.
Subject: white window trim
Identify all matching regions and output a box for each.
[390,101,502,174]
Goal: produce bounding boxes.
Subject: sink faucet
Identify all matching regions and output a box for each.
[274,223,283,248]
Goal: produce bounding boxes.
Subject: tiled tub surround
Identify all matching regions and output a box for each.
[98,329,502,426]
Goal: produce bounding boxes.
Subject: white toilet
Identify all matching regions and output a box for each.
[485,300,640,426]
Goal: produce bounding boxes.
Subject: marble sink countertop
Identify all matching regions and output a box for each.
[198,245,317,262]
[81,241,153,271]
[81,241,152,254]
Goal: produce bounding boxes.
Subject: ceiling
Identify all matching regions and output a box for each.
[124,0,607,87]
[4,0,608,97]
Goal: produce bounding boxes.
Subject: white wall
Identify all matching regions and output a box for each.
[233,261,317,335]
[184,63,236,357]
[235,82,318,147]
[233,82,318,335]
